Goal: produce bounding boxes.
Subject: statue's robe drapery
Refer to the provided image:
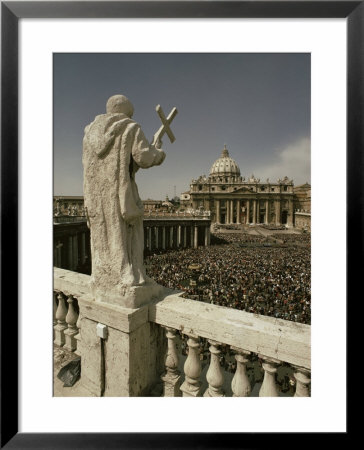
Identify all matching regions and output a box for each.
[83,113,164,301]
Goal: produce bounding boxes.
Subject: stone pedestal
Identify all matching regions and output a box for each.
[78,294,166,396]
[91,279,164,309]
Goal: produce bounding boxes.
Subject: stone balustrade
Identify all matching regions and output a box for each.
[54,268,311,397]
[53,269,90,352]
[149,294,310,397]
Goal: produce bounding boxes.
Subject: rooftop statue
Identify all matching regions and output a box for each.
[83,94,177,307]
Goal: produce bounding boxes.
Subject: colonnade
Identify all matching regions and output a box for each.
[54,219,211,275]
[144,222,211,251]
[54,229,89,272]
[214,198,294,226]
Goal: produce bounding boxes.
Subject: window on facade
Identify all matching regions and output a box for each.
[221,186,226,191]
[211,187,215,191]
[198,185,202,191]
[271,188,274,192]
[261,186,265,191]
[283,186,288,191]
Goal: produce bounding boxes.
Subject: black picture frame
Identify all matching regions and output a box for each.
[1,1,359,448]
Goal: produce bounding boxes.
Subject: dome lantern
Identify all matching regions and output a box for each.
[221,144,229,158]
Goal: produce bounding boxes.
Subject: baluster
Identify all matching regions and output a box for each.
[64,295,79,351]
[259,355,280,397]
[180,333,202,397]
[161,327,181,397]
[74,313,82,356]
[54,292,68,346]
[231,347,251,397]
[293,365,311,397]
[204,340,225,397]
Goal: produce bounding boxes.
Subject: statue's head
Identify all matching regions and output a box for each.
[106,95,134,117]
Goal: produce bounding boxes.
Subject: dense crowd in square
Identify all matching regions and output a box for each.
[145,231,311,324]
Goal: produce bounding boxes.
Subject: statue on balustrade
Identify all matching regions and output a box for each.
[83,94,176,306]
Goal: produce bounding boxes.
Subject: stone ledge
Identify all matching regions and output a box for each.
[54,267,90,298]
[78,295,149,334]
[149,294,311,369]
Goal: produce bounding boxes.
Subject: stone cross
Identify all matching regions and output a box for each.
[153,105,178,146]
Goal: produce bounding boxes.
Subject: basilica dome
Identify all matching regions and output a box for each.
[209,145,241,177]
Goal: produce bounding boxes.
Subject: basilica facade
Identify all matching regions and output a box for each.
[181,145,295,227]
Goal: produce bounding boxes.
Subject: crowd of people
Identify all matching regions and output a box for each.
[212,232,268,244]
[145,231,311,324]
[271,233,311,245]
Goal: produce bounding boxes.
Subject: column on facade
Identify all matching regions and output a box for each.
[204,225,210,246]
[170,226,174,249]
[81,232,86,264]
[287,199,294,227]
[216,200,221,223]
[252,200,257,224]
[275,200,281,225]
[54,243,59,267]
[177,225,181,247]
[237,200,241,224]
[155,226,159,250]
[67,236,73,270]
[148,227,152,251]
[225,200,229,224]
[183,226,187,248]
[230,200,234,224]
[246,200,250,224]
[72,235,78,270]
[265,200,269,225]
[162,226,166,250]
[194,225,198,248]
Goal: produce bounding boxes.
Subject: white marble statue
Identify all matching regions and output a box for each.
[83,94,171,305]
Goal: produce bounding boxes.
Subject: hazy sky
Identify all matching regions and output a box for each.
[54,53,310,200]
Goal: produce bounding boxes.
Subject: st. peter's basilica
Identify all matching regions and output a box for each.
[180,145,305,228]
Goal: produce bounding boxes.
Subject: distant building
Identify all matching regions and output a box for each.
[161,195,175,212]
[54,196,85,217]
[143,199,163,212]
[181,145,295,227]
[180,192,191,204]
[293,183,311,212]
[294,183,311,231]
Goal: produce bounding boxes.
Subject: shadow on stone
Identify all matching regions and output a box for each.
[57,357,81,387]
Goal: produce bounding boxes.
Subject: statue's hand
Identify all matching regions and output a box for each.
[155,137,163,149]
[155,149,166,166]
